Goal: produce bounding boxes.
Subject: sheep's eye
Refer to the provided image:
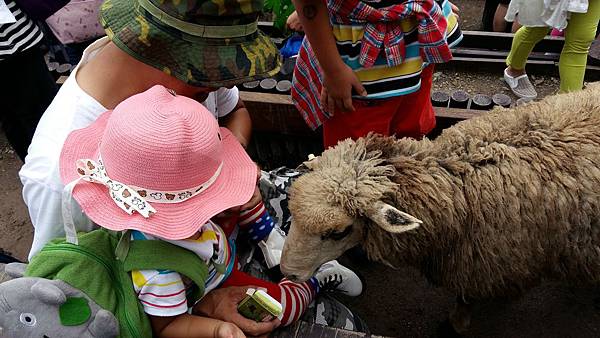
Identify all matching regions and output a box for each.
[19,313,36,326]
[322,225,353,241]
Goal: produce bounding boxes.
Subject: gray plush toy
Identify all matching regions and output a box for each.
[0,263,119,338]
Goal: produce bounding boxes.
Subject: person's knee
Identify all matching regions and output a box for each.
[564,30,596,54]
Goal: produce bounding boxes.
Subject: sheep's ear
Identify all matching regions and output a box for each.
[366,201,422,233]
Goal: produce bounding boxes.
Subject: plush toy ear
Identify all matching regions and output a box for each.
[366,201,422,233]
[5,262,27,278]
[88,309,119,338]
[31,280,67,305]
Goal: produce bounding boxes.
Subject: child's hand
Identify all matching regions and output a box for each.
[321,65,367,114]
[214,322,246,338]
[286,11,303,32]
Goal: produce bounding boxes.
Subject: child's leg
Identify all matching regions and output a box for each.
[222,267,318,326]
[559,1,600,92]
[506,26,550,71]
[390,64,436,139]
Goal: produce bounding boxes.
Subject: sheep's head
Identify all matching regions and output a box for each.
[281,136,422,282]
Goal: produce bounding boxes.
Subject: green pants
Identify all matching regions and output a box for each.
[506,1,600,93]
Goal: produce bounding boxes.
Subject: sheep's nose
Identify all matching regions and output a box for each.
[287,274,299,282]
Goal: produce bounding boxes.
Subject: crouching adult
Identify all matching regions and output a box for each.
[19,0,282,335]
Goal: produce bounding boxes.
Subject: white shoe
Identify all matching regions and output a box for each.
[504,68,538,99]
[314,260,363,297]
[258,227,286,269]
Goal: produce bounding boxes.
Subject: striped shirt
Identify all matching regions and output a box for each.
[331,0,462,99]
[131,221,235,316]
[292,0,462,130]
[0,0,44,60]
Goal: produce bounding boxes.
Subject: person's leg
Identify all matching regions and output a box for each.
[504,26,549,98]
[511,16,522,33]
[493,3,509,32]
[0,44,57,161]
[321,98,396,148]
[506,26,549,75]
[390,65,436,139]
[559,0,600,92]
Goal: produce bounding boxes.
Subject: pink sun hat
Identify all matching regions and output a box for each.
[59,85,257,240]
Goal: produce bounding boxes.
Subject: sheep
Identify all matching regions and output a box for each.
[280,82,600,333]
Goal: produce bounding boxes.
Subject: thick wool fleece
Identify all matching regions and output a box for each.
[294,82,600,300]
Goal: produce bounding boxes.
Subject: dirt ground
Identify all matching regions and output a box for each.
[2,1,599,336]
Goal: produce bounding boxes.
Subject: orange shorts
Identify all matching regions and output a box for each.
[322,65,436,148]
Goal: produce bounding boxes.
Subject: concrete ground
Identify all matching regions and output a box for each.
[2,132,600,337]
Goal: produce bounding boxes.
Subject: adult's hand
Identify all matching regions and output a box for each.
[194,286,281,338]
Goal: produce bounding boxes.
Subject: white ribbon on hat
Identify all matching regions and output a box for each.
[62,157,223,244]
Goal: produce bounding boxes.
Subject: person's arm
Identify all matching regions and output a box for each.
[220,98,252,149]
[193,286,281,337]
[150,314,246,338]
[292,0,366,112]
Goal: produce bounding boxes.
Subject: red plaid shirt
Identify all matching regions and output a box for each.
[328,0,452,68]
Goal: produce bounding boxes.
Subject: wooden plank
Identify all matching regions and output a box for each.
[241,91,294,105]
[447,56,600,74]
[459,30,565,54]
[435,107,485,120]
[452,47,560,61]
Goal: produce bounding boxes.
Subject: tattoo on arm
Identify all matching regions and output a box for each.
[303,5,317,20]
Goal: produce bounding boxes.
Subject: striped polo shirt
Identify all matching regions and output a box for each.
[331,0,462,99]
[0,0,44,60]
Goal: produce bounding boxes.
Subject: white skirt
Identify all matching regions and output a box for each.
[505,0,589,30]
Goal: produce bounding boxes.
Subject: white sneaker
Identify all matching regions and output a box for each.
[504,68,538,99]
[258,227,286,269]
[314,260,363,297]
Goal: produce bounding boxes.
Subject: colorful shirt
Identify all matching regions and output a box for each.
[292,0,462,130]
[130,221,235,316]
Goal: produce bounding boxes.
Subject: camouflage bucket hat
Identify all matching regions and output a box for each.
[100,0,281,87]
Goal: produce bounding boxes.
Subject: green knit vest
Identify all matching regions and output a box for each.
[25,229,209,338]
